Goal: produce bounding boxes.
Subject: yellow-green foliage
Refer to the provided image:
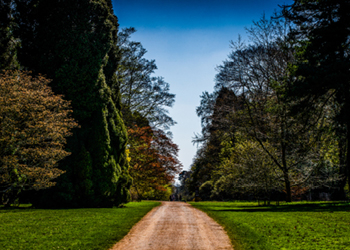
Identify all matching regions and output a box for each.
[142,185,173,201]
[211,134,282,200]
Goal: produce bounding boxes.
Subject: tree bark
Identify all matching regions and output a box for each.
[283,171,292,202]
[282,141,292,202]
[333,134,347,200]
[347,120,350,199]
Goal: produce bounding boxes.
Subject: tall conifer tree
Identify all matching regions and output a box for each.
[14,0,131,207]
[0,0,18,70]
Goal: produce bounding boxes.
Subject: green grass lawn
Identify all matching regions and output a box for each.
[190,201,350,250]
[0,201,160,250]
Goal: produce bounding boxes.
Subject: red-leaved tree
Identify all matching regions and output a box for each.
[127,125,182,200]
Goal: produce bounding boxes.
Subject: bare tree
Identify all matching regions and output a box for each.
[116,28,175,132]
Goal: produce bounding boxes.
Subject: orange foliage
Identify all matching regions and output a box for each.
[0,70,78,195]
[290,185,309,201]
[127,125,182,196]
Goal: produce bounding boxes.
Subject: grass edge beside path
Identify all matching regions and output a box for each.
[0,201,160,250]
[190,201,350,250]
[189,201,244,250]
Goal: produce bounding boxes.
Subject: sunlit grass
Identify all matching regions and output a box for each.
[190,201,350,250]
[0,201,160,250]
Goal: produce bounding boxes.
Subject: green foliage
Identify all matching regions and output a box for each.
[0,201,160,250]
[191,201,350,250]
[73,145,93,202]
[0,0,19,70]
[283,0,350,196]
[199,181,213,200]
[142,185,173,201]
[188,13,342,203]
[13,0,131,207]
[211,136,283,201]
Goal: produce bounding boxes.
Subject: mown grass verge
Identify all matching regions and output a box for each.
[0,201,160,250]
[190,201,350,250]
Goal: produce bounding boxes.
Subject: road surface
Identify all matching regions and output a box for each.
[110,201,233,250]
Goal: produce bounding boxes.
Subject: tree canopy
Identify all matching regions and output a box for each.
[185,12,343,202]
[0,70,77,206]
[116,28,181,200]
[117,28,176,132]
[128,125,182,200]
[283,0,350,197]
[11,0,131,207]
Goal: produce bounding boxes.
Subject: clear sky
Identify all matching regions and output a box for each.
[112,0,293,170]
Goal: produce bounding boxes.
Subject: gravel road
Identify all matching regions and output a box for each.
[110,201,233,250]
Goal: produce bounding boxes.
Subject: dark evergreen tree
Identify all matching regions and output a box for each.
[14,0,131,207]
[283,0,350,198]
[189,87,237,198]
[0,0,18,69]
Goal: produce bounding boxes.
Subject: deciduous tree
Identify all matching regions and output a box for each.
[211,137,283,203]
[0,70,77,206]
[192,15,336,202]
[214,16,330,202]
[116,28,176,131]
[283,0,350,198]
[127,125,182,200]
[115,28,179,200]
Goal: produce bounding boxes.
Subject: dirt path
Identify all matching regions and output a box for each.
[110,201,233,250]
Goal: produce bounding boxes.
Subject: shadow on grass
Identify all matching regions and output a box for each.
[0,204,34,212]
[205,202,350,213]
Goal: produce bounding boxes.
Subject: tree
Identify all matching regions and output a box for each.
[14,0,131,207]
[0,0,18,70]
[216,16,333,202]
[283,0,350,198]
[189,87,238,197]
[116,28,176,131]
[193,15,336,202]
[127,125,182,200]
[211,137,283,203]
[178,170,192,200]
[114,28,180,201]
[0,70,77,206]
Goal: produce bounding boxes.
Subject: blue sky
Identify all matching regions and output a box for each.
[112,0,293,170]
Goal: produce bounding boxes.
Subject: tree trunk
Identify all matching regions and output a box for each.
[333,134,347,200]
[284,171,292,202]
[281,140,292,202]
[347,121,350,199]
[134,185,141,202]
